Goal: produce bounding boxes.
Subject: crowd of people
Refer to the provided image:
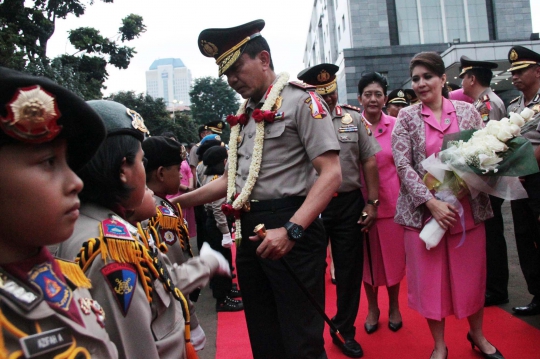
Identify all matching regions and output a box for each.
[0,17,539,359]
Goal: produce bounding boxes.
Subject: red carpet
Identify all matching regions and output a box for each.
[216,249,540,358]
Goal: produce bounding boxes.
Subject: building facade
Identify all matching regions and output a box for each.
[304,0,533,104]
[146,58,192,107]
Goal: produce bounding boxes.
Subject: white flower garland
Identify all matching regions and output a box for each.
[227,72,290,242]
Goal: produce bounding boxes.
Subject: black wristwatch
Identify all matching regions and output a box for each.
[367,199,380,207]
[284,221,304,241]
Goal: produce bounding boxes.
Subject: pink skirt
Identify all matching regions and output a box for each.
[363,218,405,287]
[404,222,486,320]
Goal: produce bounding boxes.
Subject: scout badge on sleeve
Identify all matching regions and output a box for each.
[101,262,137,317]
[28,263,73,311]
[305,92,327,119]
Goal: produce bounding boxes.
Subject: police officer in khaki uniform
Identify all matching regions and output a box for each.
[0,67,118,358]
[56,100,231,359]
[385,89,410,118]
[298,63,380,358]
[174,19,341,359]
[506,45,540,316]
[458,55,509,307]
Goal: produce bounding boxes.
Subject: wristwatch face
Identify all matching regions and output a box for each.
[289,225,303,240]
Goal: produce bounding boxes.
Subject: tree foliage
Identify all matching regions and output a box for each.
[189,76,239,126]
[107,91,199,144]
[0,0,145,99]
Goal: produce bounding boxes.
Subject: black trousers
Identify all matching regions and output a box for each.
[205,212,233,302]
[485,195,509,299]
[321,190,364,338]
[236,197,327,359]
[194,204,208,251]
[511,173,540,299]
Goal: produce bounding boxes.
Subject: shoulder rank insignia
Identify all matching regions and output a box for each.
[305,92,327,119]
[335,105,343,116]
[509,96,521,105]
[289,81,317,90]
[0,268,41,311]
[341,103,362,113]
[533,93,540,103]
[101,262,137,317]
[28,263,73,311]
[101,218,134,241]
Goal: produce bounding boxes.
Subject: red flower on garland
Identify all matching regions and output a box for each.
[221,203,241,219]
[252,109,277,123]
[226,114,248,127]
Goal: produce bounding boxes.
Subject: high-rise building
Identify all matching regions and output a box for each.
[304,0,535,104]
[146,58,192,107]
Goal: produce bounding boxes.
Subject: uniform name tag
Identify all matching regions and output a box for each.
[20,327,72,358]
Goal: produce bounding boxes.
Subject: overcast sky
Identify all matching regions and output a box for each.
[47,0,539,97]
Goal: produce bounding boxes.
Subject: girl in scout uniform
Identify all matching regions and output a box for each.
[54,100,230,359]
[0,67,118,358]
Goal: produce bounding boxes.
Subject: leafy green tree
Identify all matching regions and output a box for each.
[0,1,145,99]
[107,91,198,143]
[189,76,239,125]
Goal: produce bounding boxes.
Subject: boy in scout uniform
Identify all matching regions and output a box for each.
[458,55,509,307]
[506,45,540,316]
[298,63,380,358]
[55,100,231,359]
[0,67,118,358]
[174,19,342,359]
[385,89,410,118]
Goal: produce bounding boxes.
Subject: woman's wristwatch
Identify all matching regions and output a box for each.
[367,199,380,207]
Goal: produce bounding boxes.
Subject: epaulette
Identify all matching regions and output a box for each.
[533,93,540,103]
[341,103,362,113]
[509,96,521,104]
[0,267,42,311]
[55,258,92,289]
[289,81,317,90]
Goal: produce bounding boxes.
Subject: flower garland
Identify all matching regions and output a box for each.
[225,72,290,243]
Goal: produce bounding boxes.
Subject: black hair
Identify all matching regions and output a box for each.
[243,36,274,71]
[78,135,141,209]
[466,68,493,87]
[410,52,449,99]
[357,72,388,95]
[204,162,226,176]
[161,131,178,141]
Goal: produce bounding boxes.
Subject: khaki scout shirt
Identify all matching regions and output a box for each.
[507,89,540,148]
[235,82,340,200]
[56,203,219,359]
[0,266,118,358]
[333,105,381,192]
[474,88,506,122]
[189,144,200,169]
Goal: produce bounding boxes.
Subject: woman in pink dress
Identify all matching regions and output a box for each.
[357,73,406,335]
[392,52,504,359]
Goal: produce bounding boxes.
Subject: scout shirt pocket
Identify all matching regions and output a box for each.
[151,278,184,341]
[261,120,287,163]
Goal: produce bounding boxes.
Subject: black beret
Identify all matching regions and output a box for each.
[197,139,222,158]
[508,45,540,72]
[297,63,339,95]
[203,146,228,167]
[198,19,265,76]
[386,89,409,106]
[86,100,149,142]
[459,55,497,78]
[142,136,182,172]
[0,66,105,171]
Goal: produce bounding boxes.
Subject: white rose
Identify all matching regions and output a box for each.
[485,120,501,136]
[500,117,511,126]
[509,123,521,137]
[521,108,535,122]
[496,123,514,142]
[509,112,525,127]
[484,134,508,152]
[478,153,502,173]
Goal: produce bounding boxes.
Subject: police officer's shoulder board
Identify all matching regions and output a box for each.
[509,96,521,105]
[341,103,362,113]
[481,94,490,103]
[289,81,317,91]
[0,267,42,311]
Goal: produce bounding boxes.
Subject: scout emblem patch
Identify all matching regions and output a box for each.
[28,263,72,311]
[305,92,327,119]
[101,263,137,317]
[101,218,134,241]
[20,327,73,358]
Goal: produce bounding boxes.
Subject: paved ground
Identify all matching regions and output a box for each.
[190,200,540,359]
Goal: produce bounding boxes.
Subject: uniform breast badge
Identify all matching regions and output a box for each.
[341,113,353,125]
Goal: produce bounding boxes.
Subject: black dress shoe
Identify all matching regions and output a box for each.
[388,321,403,332]
[330,332,363,358]
[512,301,540,316]
[466,333,504,359]
[484,293,509,307]
[331,277,337,285]
[229,288,242,298]
[364,322,378,334]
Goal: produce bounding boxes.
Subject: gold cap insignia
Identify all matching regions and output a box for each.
[126,109,149,134]
[341,113,353,125]
[0,85,62,143]
[397,90,404,98]
[201,40,218,57]
[317,70,331,83]
[510,49,518,61]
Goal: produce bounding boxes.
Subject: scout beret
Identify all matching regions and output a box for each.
[203,146,228,167]
[507,46,540,72]
[386,89,409,106]
[459,55,497,78]
[86,100,149,142]
[198,120,225,135]
[198,19,265,76]
[297,63,339,95]
[142,136,182,172]
[0,66,105,171]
